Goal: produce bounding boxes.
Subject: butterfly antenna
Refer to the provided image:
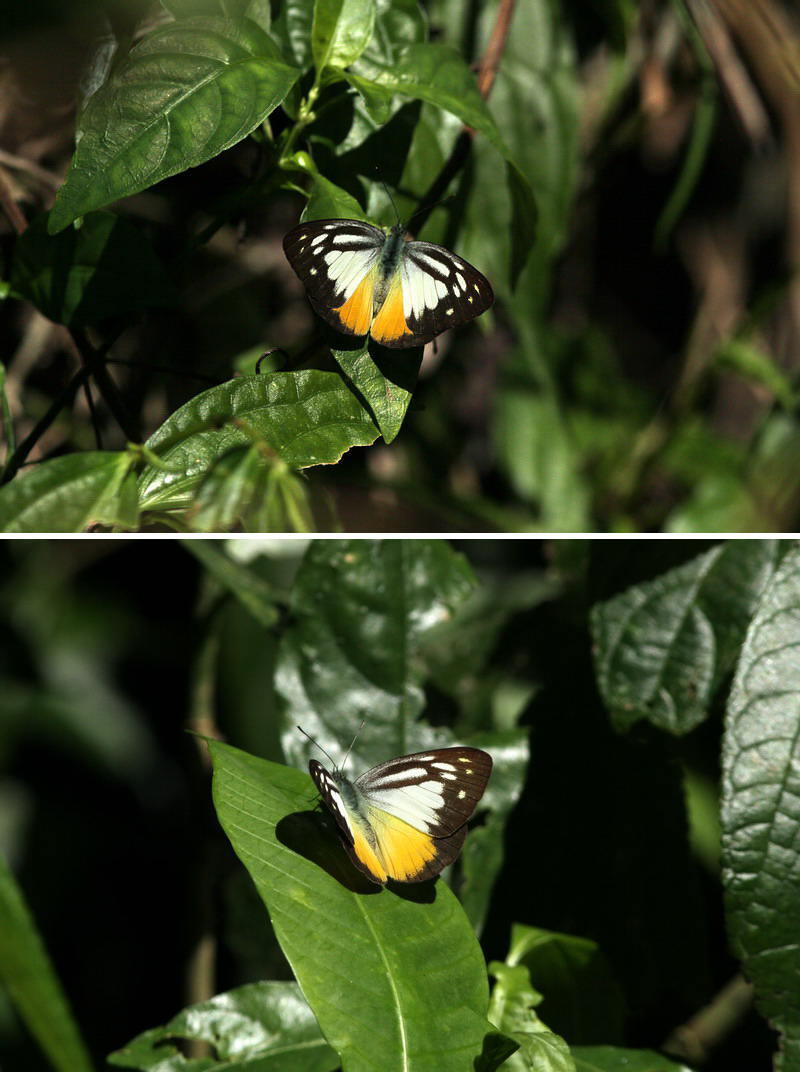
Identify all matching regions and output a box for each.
[297,725,339,769]
[340,718,366,772]
[380,179,402,227]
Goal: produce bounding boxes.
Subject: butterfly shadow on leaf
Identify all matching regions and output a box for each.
[276,809,437,903]
[276,809,381,895]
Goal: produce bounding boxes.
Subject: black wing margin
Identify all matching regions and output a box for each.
[282,219,383,335]
[392,241,494,349]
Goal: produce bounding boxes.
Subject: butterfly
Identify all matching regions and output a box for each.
[283,218,494,348]
[308,745,493,884]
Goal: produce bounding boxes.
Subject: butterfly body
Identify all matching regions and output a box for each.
[283,219,493,348]
[309,746,492,884]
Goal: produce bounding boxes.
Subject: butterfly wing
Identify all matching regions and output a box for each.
[371,242,494,349]
[283,219,384,338]
[309,747,492,885]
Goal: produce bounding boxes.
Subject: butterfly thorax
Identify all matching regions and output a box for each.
[371,226,406,311]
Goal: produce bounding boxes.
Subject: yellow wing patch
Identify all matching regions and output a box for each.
[371,273,412,345]
[333,267,377,336]
[357,808,438,883]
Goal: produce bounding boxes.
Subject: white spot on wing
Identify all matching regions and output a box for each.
[456,272,466,289]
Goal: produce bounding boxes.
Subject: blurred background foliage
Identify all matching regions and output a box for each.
[0,538,778,1070]
[2,0,800,530]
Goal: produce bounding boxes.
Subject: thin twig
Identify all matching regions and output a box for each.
[0,166,28,235]
[663,974,754,1065]
[0,149,62,192]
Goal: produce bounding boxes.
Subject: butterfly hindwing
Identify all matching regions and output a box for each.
[309,746,492,885]
[391,244,494,349]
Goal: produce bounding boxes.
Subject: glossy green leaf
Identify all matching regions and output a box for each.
[487,961,574,1072]
[345,42,504,155]
[137,371,379,512]
[272,0,314,68]
[11,212,177,326]
[722,542,800,1069]
[0,451,139,533]
[182,539,280,626]
[591,541,780,734]
[331,341,421,444]
[163,0,272,25]
[312,0,376,73]
[108,980,337,1071]
[571,1048,694,1072]
[276,539,477,769]
[49,17,299,232]
[0,856,94,1072]
[503,925,625,1046]
[303,172,368,221]
[189,444,267,531]
[210,739,491,1072]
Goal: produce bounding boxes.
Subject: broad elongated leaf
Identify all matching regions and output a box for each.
[276,539,477,770]
[108,980,337,1071]
[312,0,376,73]
[210,740,490,1072]
[571,1048,693,1072]
[11,212,176,326]
[137,371,380,512]
[0,452,139,533]
[722,542,800,1069]
[49,17,299,232]
[591,541,780,734]
[0,856,94,1072]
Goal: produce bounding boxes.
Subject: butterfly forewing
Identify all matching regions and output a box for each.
[283,219,384,335]
[356,747,493,838]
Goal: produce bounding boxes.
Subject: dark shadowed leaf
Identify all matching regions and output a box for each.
[11,212,177,326]
[722,541,800,1070]
[276,539,477,769]
[0,857,93,1072]
[591,541,780,734]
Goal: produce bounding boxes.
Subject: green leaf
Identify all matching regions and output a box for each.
[276,539,477,769]
[10,212,177,326]
[49,17,299,232]
[312,0,376,73]
[137,371,379,512]
[331,341,422,444]
[303,172,368,221]
[189,444,267,531]
[345,42,505,156]
[571,1047,694,1072]
[108,980,338,1071]
[502,925,625,1046]
[209,739,491,1071]
[591,541,780,734]
[487,961,574,1072]
[182,539,280,626]
[722,541,800,1069]
[0,451,139,533]
[0,855,94,1072]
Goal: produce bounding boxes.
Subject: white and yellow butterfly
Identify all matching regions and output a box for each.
[309,745,493,884]
[283,218,494,348]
